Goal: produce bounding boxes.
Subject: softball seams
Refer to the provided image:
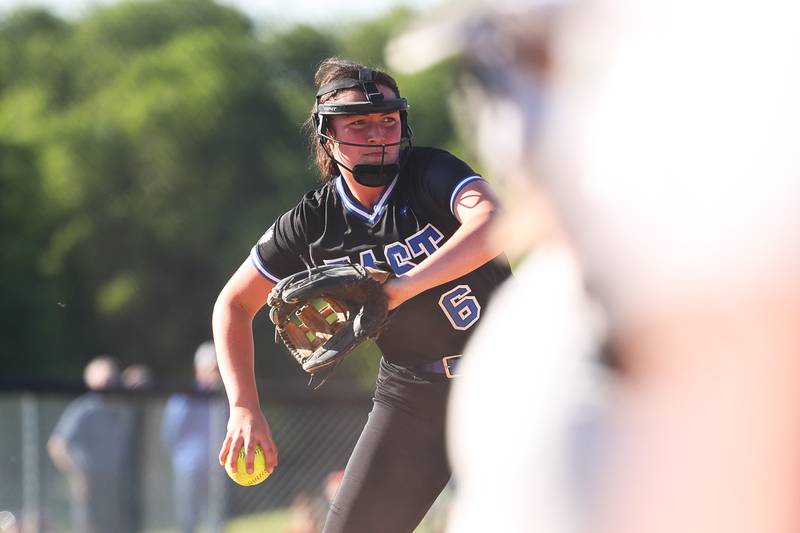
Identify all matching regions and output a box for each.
[244,448,268,484]
[246,468,268,485]
[230,447,270,485]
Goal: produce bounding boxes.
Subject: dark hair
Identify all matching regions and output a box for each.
[303,57,402,182]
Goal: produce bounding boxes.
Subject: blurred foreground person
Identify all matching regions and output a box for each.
[48,356,136,533]
[388,1,800,532]
[391,4,607,532]
[162,341,228,533]
[546,3,800,532]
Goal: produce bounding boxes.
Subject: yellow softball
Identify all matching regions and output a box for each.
[225,445,271,486]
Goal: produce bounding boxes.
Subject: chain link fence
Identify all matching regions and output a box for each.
[0,385,452,533]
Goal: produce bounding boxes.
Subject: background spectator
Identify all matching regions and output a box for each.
[47,356,136,533]
[121,364,154,390]
[161,341,228,533]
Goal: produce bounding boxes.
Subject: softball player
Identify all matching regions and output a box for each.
[212,57,510,533]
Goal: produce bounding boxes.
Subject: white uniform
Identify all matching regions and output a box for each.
[391,1,800,532]
[447,244,608,533]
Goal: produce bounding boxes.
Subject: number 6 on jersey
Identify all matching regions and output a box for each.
[438,285,481,330]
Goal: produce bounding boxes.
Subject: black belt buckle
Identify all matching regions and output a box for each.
[443,355,462,379]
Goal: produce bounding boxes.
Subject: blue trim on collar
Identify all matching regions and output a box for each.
[250,246,281,283]
[449,175,485,216]
[335,175,398,225]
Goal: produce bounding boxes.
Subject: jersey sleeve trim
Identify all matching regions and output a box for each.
[249,245,281,283]
[449,175,485,216]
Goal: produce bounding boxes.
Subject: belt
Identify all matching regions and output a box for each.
[413,355,462,379]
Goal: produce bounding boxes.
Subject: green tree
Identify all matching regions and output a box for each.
[0,141,73,379]
[0,0,464,387]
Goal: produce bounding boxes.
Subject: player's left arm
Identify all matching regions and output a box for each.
[383,179,504,309]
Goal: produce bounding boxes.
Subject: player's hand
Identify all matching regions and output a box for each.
[219,405,278,475]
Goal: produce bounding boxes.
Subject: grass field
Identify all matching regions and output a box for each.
[146,508,292,533]
[147,506,446,533]
[226,509,293,532]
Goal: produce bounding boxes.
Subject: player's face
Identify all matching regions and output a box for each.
[327,84,402,169]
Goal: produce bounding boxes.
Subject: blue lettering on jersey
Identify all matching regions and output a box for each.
[383,223,446,275]
[385,243,415,275]
[407,223,444,258]
[314,224,445,274]
[359,250,379,269]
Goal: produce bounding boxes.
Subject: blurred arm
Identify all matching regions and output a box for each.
[47,435,78,474]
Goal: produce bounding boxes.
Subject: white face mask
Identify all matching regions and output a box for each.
[460,61,548,184]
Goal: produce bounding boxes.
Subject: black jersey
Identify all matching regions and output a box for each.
[251,146,512,367]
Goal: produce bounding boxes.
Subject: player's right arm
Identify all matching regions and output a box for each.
[212,258,277,475]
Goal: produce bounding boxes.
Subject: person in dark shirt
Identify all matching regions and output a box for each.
[212,57,510,533]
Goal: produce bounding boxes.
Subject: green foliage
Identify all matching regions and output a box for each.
[0,0,462,386]
[0,141,75,378]
[0,7,70,93]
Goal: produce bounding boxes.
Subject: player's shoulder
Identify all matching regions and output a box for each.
[59,393,102,422]
[164,393,190,409]
[403,147,479,203]
[281,181,337,222]
[295,181,335,209]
